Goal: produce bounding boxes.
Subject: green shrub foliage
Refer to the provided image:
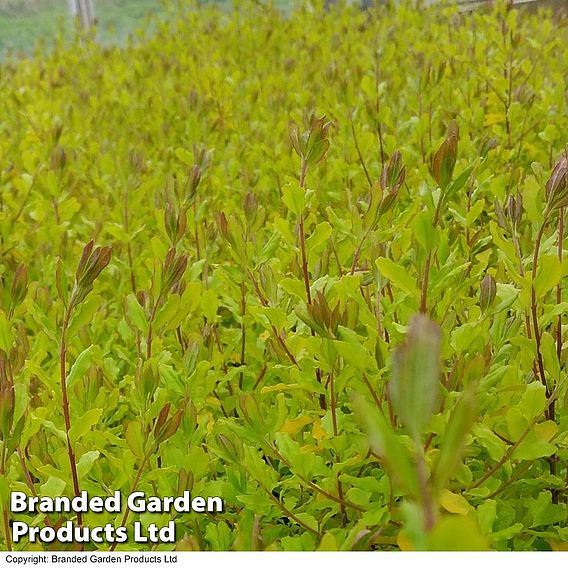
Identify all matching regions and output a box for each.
[0,0,567,552]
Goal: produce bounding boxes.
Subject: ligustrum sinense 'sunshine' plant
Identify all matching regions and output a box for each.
[0,0,567,552]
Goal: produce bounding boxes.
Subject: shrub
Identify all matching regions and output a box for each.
[0,0,567,552]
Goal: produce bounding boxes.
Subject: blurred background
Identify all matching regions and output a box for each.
[0,0,166,57]
[0,0,565,59]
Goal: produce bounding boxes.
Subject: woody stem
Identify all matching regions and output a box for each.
[60,303,83,527]
[298,159,311,305]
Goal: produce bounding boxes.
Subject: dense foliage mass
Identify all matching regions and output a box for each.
[0,0,567,552]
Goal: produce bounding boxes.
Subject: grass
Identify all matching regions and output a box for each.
[0,0,165,57]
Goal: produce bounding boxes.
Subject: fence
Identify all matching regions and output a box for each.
[67,0,95,29]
